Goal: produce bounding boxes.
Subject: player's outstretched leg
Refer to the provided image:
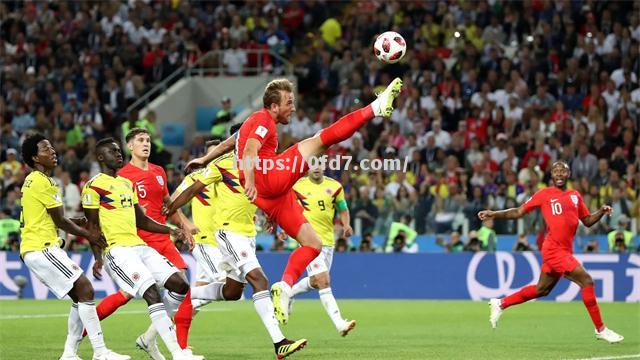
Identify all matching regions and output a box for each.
[489,272,560,329]
[565,266,624,343]
[318,77,402,148]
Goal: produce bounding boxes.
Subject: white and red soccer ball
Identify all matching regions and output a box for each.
[373,31,406,64]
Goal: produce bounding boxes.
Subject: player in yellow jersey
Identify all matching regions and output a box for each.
[289,166,356,336]
[81,138,202,360]
[19,133,129,360]
[171,140,225,313]
[165,138,308,360]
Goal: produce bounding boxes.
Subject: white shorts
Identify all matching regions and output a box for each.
[307,246,334,277]
[104,245,180,298]
[215,230,261,283]
[23,247,84,299]
[192,243,227,283]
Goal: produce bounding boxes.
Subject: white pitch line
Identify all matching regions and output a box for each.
[0,307,229,320]
[570,354,640,360]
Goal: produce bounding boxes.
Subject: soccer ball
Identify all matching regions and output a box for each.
[373,31,406,64]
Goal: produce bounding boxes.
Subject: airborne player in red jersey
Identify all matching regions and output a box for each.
[91,128,200,360]
[183,77,402,325]
[478,161,624,343]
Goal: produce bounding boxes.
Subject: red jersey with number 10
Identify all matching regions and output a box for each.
[118,162,169,243]
[522,187,590,253]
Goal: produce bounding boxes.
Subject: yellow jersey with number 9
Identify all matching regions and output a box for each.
[81,173,144,251]
[19,171,64,255]
[293,177,345,246]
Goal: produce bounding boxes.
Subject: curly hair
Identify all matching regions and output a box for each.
[21,133,47,168]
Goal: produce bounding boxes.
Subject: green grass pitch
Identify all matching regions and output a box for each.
[0,299,638,359]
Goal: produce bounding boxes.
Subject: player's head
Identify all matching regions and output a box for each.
[263,79,295,124]
[308,162,324,181]
[229,122,243,135]
[550,160,570,189]
[96,137,124,171]
[21,133,57,170]
[125,128,151,161]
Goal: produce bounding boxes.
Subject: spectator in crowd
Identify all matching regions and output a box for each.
[211,97,236,138]
[477,218,497,252]
[584,239,600,253]
[513,234,534,252]
[608,215,634,252]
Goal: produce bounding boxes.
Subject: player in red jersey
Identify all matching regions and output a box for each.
[183,77,402,324]
[478,161,624,343]
[91,128,200,360]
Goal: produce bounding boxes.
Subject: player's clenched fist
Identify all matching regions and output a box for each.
[600,205,613,215]
[477,210,495,220]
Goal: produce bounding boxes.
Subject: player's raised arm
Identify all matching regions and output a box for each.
[580,205,613,227]
[164,180,207,216]
[185,134,236,172]
[134,203,186,241]
[478,206,527,220]
[243,138,262,202]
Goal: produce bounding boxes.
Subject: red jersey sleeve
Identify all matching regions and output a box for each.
[246,112,274,146]
[522,188,545,213]
[576,191,590,220]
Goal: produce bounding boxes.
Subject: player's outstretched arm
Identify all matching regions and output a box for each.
[581,205,613,227]
[163,180,206,216]
[478,206,527,220]
[242,138,262,202]
[185,135,236,172]
[135,203,186,241]
[49,206,106,248]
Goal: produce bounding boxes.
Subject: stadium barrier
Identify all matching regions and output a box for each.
[1,251,638,302]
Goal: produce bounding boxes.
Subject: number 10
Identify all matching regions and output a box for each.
[551,202,562,215]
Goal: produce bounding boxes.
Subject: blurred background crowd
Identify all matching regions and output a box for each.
[1,1,638,254]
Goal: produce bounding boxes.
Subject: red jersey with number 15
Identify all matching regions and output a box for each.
[522,187,590,253]
[118,162,169,243]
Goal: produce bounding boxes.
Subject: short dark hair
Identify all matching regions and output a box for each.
[125,128,150,143]
[21,133,47,168]
[96,137,118,152]
[229,122,243,135]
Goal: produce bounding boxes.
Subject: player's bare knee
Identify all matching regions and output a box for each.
[142,285,162,305]
[582,275,594,288]
[73,276,95,302]
[246,269,269,293]
[536,285,551,297]
[165,273,189,294]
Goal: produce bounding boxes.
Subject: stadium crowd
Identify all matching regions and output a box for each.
[1,1,639,253]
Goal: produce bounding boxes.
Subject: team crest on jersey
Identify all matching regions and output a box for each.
[156,176,164,186]
[570,195,578,205]
[72,264,80,271]
[132,272,140,281]
[240,251,248,258]
[325,188,332,195]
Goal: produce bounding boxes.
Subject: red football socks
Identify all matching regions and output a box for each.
[581,285,604,331]
[500,285,539,309]
[319,105,374,146]
[175,290,193,349]
[82,291,130,337]
[282,246,321,286]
